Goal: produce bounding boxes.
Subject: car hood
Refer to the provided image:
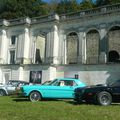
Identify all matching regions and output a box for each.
[75,84,107,92]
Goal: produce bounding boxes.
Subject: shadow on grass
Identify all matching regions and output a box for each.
[65,100,89,105]
[65,100,120,106]
[11,96,120,106]
[11,95,30,102]
[12,98,30,102]
[12,97,65,102]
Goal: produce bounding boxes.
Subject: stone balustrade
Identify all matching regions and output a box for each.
[0,3,120,26]
[60,3,120,20]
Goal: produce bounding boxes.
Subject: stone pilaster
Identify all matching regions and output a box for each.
[99,24,108,63]
[52,25,59,64]
[46,25,59,64]
[46,31,52,63]
[16,28,31,64]
[15,18,31,64]
[23,28,31,64]
[78,28,86,64]
[0,29,8,64]
[59,30,66,64]
[78,31,84,63]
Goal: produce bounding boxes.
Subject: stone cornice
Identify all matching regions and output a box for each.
[0,4,120,27]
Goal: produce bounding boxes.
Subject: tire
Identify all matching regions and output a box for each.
[29,91,42,102]
[97,91,112,106]
[0,89,6,96]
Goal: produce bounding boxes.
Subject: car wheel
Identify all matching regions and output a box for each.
[97,91,112,106]
[0,89,6,96]
[29,91,42,102]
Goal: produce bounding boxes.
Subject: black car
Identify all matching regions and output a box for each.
[74,80,120,106]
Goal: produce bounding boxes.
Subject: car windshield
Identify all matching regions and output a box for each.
[7,81,19,86]
[47,79,58,86]
[108,80,120,87]
[41,81,51,85]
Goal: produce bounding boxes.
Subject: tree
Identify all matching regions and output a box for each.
[56,0,81,14]
[47,0,59,14]
[111,0,120,4]
[95,0,112,7]
[0,0,49,19]
[80,0,94,10]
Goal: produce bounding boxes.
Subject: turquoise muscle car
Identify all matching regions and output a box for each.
[20,78,86,102]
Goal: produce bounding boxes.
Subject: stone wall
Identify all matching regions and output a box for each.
[86,32,99,64]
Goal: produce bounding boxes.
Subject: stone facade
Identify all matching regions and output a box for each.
[0,4,120,84]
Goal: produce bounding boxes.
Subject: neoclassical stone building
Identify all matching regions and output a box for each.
[0,4,120,85]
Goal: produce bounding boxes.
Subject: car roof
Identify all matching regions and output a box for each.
[8,80,29,83]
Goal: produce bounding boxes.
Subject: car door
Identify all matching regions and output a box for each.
[6,81,17,94]
[6,85,16,94]
[111,80,120,102]
[46,80,78,98]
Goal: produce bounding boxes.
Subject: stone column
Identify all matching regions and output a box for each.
[46,25,59,64]
[78,31,84,63]
[52,25,59,64]
[46,31,52,63]
[60,30,66,64]
[0,29,8,64]
[22,28,31,64]
[63,34,67,64]
[78,29,86,64]
[18,66,24,80]
[99,24,108,63]
[16,32,24,64]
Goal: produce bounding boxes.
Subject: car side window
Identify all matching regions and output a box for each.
[59,81,65,86]
[111,81,120,87]
[53,80,60,86]
[67,81,77,86]
[58,80,77,87]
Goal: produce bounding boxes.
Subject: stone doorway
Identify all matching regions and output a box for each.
[108,50,120,62]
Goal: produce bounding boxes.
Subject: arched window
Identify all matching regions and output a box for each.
[66,32,79,64]
[86,30,99,64]
[108,26,120,63]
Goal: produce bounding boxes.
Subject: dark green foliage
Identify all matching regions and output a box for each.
[56,0,81,14]
[0,0,120,19]
[95,0,120,7]
[0,0,49,19]
[80,0,94,10]
[111,0,120,4]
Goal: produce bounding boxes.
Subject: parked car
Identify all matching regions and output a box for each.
[74,79,120,106]
[19,78,86,102]
[0,80,29,96]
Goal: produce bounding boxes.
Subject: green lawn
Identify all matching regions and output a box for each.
[0,96,120,120]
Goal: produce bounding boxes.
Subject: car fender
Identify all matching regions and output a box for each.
[28,90,43,98]
[95,90,113,99]
[0,88,8,95]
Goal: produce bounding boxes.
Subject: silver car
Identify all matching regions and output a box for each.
[0,80,29,96]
